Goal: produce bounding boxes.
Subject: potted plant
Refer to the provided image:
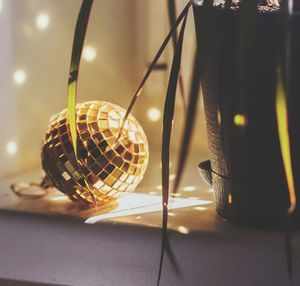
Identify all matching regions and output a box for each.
[11,0,299,284]
[194,0,300,228]
[51,0,300,283]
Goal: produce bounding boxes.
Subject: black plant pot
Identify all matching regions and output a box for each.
[193,4,300,228]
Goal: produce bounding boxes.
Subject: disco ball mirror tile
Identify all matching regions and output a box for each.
[41,101,149,205]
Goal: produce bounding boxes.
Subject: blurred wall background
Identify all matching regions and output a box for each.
[0,0,208,181]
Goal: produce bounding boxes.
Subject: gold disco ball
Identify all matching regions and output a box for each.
[41,101,149,205]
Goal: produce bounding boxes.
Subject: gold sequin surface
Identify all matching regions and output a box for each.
[41,101,149,205]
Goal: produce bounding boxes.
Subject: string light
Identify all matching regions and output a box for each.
[13,70,27,85]
[6,141,18,155]
[147,107,161,122]
[36,13,50,30]
[82,46,97,62]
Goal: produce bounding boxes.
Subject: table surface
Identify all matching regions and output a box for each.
[0,168,215,231]
[1,166,300,238]
[1,167,300,286]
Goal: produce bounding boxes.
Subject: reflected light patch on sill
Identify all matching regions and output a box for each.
[177,226,189,234]
[85,193,212,224]
[51,195,69,201]
[182,186,197,192]
[194,206,206,211]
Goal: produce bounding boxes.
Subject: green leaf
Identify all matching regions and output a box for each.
[172,0,212,195]
[157,9,189,286]
[277,0,295,280]
[276,64,295,281]
[172,49,202,195]
[68,0,94,159]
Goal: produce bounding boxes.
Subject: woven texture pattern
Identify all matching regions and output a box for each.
[194,6,300,226]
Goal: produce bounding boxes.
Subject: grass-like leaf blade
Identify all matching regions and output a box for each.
[276,68,296,215]
[172,0,212,194]
[157,10,189,286]
[276,64,295,283]
[277,0,296,280]
[172,48,202,195]
[68,0,94,159]
[167,0,187,110]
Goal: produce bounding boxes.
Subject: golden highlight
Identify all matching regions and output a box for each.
[275,68,296,214]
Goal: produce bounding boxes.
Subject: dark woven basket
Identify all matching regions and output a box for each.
[193,4,300,227]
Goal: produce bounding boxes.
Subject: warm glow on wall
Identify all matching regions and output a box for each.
[0,0,3,12]
[83,46,97,62]
[36,13,50,30]
[13,70,27,85]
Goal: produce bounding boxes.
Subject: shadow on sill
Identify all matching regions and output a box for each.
[0,278,69,286]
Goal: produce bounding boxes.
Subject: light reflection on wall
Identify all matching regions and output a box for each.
[0,0,208,186]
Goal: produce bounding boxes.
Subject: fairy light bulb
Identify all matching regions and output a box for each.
[36,13,50,30]
[147,107,161,122]
[6,141,18,155]
[13,70,27,85]
[83,46,97,62]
